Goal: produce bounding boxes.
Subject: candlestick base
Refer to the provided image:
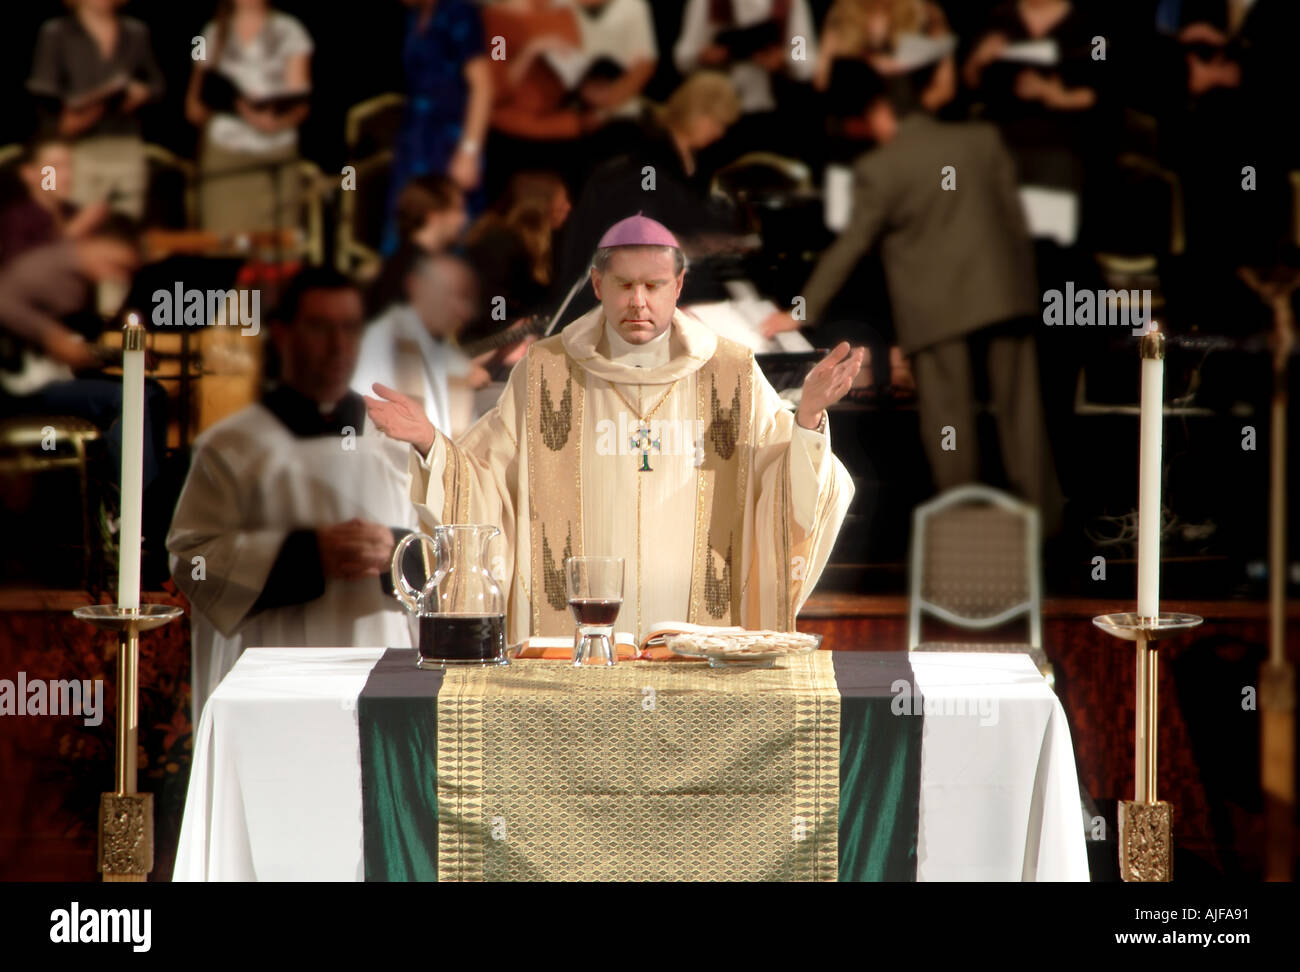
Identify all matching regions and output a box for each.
[1118,800,1174,882]
[1094,612,1201,882]
[74,603,182,882]
[98,793,153,881]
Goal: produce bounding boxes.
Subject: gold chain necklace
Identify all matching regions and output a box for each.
[608,379,679,473]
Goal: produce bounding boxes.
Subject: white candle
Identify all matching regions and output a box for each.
[1136,328,1164,619]
[118,315,145,612]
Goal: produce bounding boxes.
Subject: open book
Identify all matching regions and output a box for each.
[200,71,311,115]
[64,74,130,112]
[516,621,747,661]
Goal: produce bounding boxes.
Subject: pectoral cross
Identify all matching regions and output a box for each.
[629,422,660,472]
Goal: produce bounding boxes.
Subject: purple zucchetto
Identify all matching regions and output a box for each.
[596,213,681,250]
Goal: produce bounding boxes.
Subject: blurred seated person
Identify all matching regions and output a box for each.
[185,0,313,236]
[462,171,571,331]
[0,137,110,268]
[0,219,169,492]
[961,0,1098,195]
[815,0,956,114]
[167,268,419,721]
[673,0,819,160]
[366,173,467,316]
[481,0,588,201]
[353,252,490,439]
[26,0,165,220]
[553,71,744,319]
[382,0,491,254]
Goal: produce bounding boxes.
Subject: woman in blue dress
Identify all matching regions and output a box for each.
[382,0,492,255]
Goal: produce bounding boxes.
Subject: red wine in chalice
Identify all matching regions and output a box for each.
[568,597,622,626]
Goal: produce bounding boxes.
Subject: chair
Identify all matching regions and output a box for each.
[141,143,197,229]
[907,484,1053,686]
[292,160,327,265]
[345,93,406,161]
[1093,152,1185,288]
[335,151,392,277]
[0,416,101,588]
[710,151,813,202]
[0,143,22,177]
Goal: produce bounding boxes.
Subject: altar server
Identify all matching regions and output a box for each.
[352,252,485,440]
[168,268,417,720]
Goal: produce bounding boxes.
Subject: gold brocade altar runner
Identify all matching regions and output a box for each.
[436,654,841,881]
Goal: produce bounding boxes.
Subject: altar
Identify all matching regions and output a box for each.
[173,647,1089,882]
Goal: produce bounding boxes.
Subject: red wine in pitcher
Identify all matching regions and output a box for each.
[568,597,622,626]
[419,613,506,662]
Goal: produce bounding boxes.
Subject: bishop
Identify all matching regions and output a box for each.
[365,215,864,644]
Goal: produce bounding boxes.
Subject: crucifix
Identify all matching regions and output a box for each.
[629,422,661,472]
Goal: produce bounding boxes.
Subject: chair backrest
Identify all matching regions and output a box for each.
[0,143,22,180]
[907,484,1042,651]
[710,151,812,202]
[335,152,392,276]
[1095,153,1184,258]
[345,94,406,160]
[141,143,197,228]
[292,160,326,265]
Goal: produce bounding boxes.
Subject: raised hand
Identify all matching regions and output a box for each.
[796,341,866,429]
[363,383,436,456]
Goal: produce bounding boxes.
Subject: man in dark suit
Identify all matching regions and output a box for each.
[763,62,1063,535]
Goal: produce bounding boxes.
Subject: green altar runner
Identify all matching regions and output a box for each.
[359,650,924,882]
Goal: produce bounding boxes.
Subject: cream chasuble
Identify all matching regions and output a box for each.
[409,306,854,644]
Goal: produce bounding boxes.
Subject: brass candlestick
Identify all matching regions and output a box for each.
[73,604,182,882]
[1093,612,1202,881]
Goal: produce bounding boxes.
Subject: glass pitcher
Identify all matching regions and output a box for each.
[391,524,507,669]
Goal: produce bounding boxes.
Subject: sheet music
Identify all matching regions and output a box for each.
[686,283,814,353]
[892,33,957,72]
[824,164,853,233]
[997,39,1060,66]
[1019,185,1078,246]
[543,49,592,91]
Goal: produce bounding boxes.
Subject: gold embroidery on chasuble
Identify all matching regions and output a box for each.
[703,539,733,619]
[690,339,752,625]
[540,524,574,612]
[439,429,472,526]
[539,370,572,451]
[707,374,742,459]
[527,339,584,635]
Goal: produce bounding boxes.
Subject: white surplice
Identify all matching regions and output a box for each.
[352,304,474,438]
[166,403,416,721]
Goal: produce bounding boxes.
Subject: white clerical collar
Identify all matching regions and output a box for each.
[603,317,672,369]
